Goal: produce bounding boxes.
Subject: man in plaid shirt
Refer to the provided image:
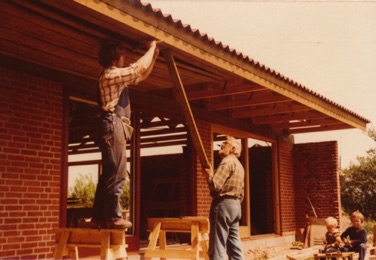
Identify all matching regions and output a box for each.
[91,39,159,229]
[202,136,245,260]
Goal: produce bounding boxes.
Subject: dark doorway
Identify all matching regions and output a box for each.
[249,145,274,235]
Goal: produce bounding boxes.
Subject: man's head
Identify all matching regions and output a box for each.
[99,39,127,68]
[218,136,242,158]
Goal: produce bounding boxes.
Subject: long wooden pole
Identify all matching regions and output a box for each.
[162,49,210,169]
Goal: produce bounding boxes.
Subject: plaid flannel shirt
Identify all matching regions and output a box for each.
[99,63,140,112]
[208,154,245,201]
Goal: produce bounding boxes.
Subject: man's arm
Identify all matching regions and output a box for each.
[202,165,214,182]
[136,40,159,81]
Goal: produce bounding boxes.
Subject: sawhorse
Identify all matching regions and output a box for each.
[54,228,127,260]
[144,216,209,260]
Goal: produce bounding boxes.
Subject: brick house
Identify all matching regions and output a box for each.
[0,1,369,259]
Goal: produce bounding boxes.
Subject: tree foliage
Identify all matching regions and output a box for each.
[69,173,96,205]
[68,172,130,209]
[340,128,376,220]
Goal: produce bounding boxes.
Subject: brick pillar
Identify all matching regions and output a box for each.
[277,134,296,234]
[293,141,340,227]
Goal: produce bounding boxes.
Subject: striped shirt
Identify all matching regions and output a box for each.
[208,154,245,201]
[99,63,140,112]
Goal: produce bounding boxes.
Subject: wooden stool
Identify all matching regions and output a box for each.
[54,228,127,260]
[313,252,355,260]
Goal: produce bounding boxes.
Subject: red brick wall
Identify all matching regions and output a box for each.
[277,135,296,234]
[293,141,340,227]
[0,67,63,259]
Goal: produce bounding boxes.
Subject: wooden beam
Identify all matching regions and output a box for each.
[232,103,311,118]
[186,81,266,101]
[206,91,290,111]
[162,49,210,168]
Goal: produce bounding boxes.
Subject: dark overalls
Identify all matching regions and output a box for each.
[92,88,133,225]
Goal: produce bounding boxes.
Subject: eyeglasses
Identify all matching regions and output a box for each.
[222,141,232,146]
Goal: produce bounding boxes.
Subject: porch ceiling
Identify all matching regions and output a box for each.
[0,0,370,152]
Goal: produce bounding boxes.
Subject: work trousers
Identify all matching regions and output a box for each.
[209,198,244,260]
[92,112,127,222]
[342,243,367,260]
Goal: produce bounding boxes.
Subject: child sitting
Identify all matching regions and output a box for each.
[340,211,367,260]
[321,216,341,254]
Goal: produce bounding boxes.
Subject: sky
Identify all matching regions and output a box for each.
[145,0,376,169]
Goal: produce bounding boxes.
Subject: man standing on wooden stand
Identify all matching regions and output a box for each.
[202,136,245,260]
[89,38,159,229]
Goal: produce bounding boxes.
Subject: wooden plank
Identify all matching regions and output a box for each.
[147,222,161,250]
[186,81,267,101]
[53,229,70,259]
[144,249,197,259]
[191,222,200,251]
[162,49,210,168]
[68,246,79,260]
[101,231,111,260]
[147,218,209,233]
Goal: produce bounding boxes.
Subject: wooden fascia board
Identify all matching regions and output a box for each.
[253,111,328,125]
[288,123,352,134]
[73,0,367,131]
[271,118,341,130]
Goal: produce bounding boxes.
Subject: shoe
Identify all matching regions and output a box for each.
[106,218,132,229]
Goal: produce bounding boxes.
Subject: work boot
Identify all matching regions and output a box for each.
[106,218,132,229]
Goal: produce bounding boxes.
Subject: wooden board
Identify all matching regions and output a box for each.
[162,49,210,168]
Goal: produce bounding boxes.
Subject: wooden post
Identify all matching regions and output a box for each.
[162,49,210,169]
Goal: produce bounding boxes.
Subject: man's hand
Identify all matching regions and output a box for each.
[343,238,352,246]
[147,40,163,49]
[147,40,160,60]
[201,166,213,180]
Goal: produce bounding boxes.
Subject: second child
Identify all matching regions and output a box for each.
[340,211,367,260]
